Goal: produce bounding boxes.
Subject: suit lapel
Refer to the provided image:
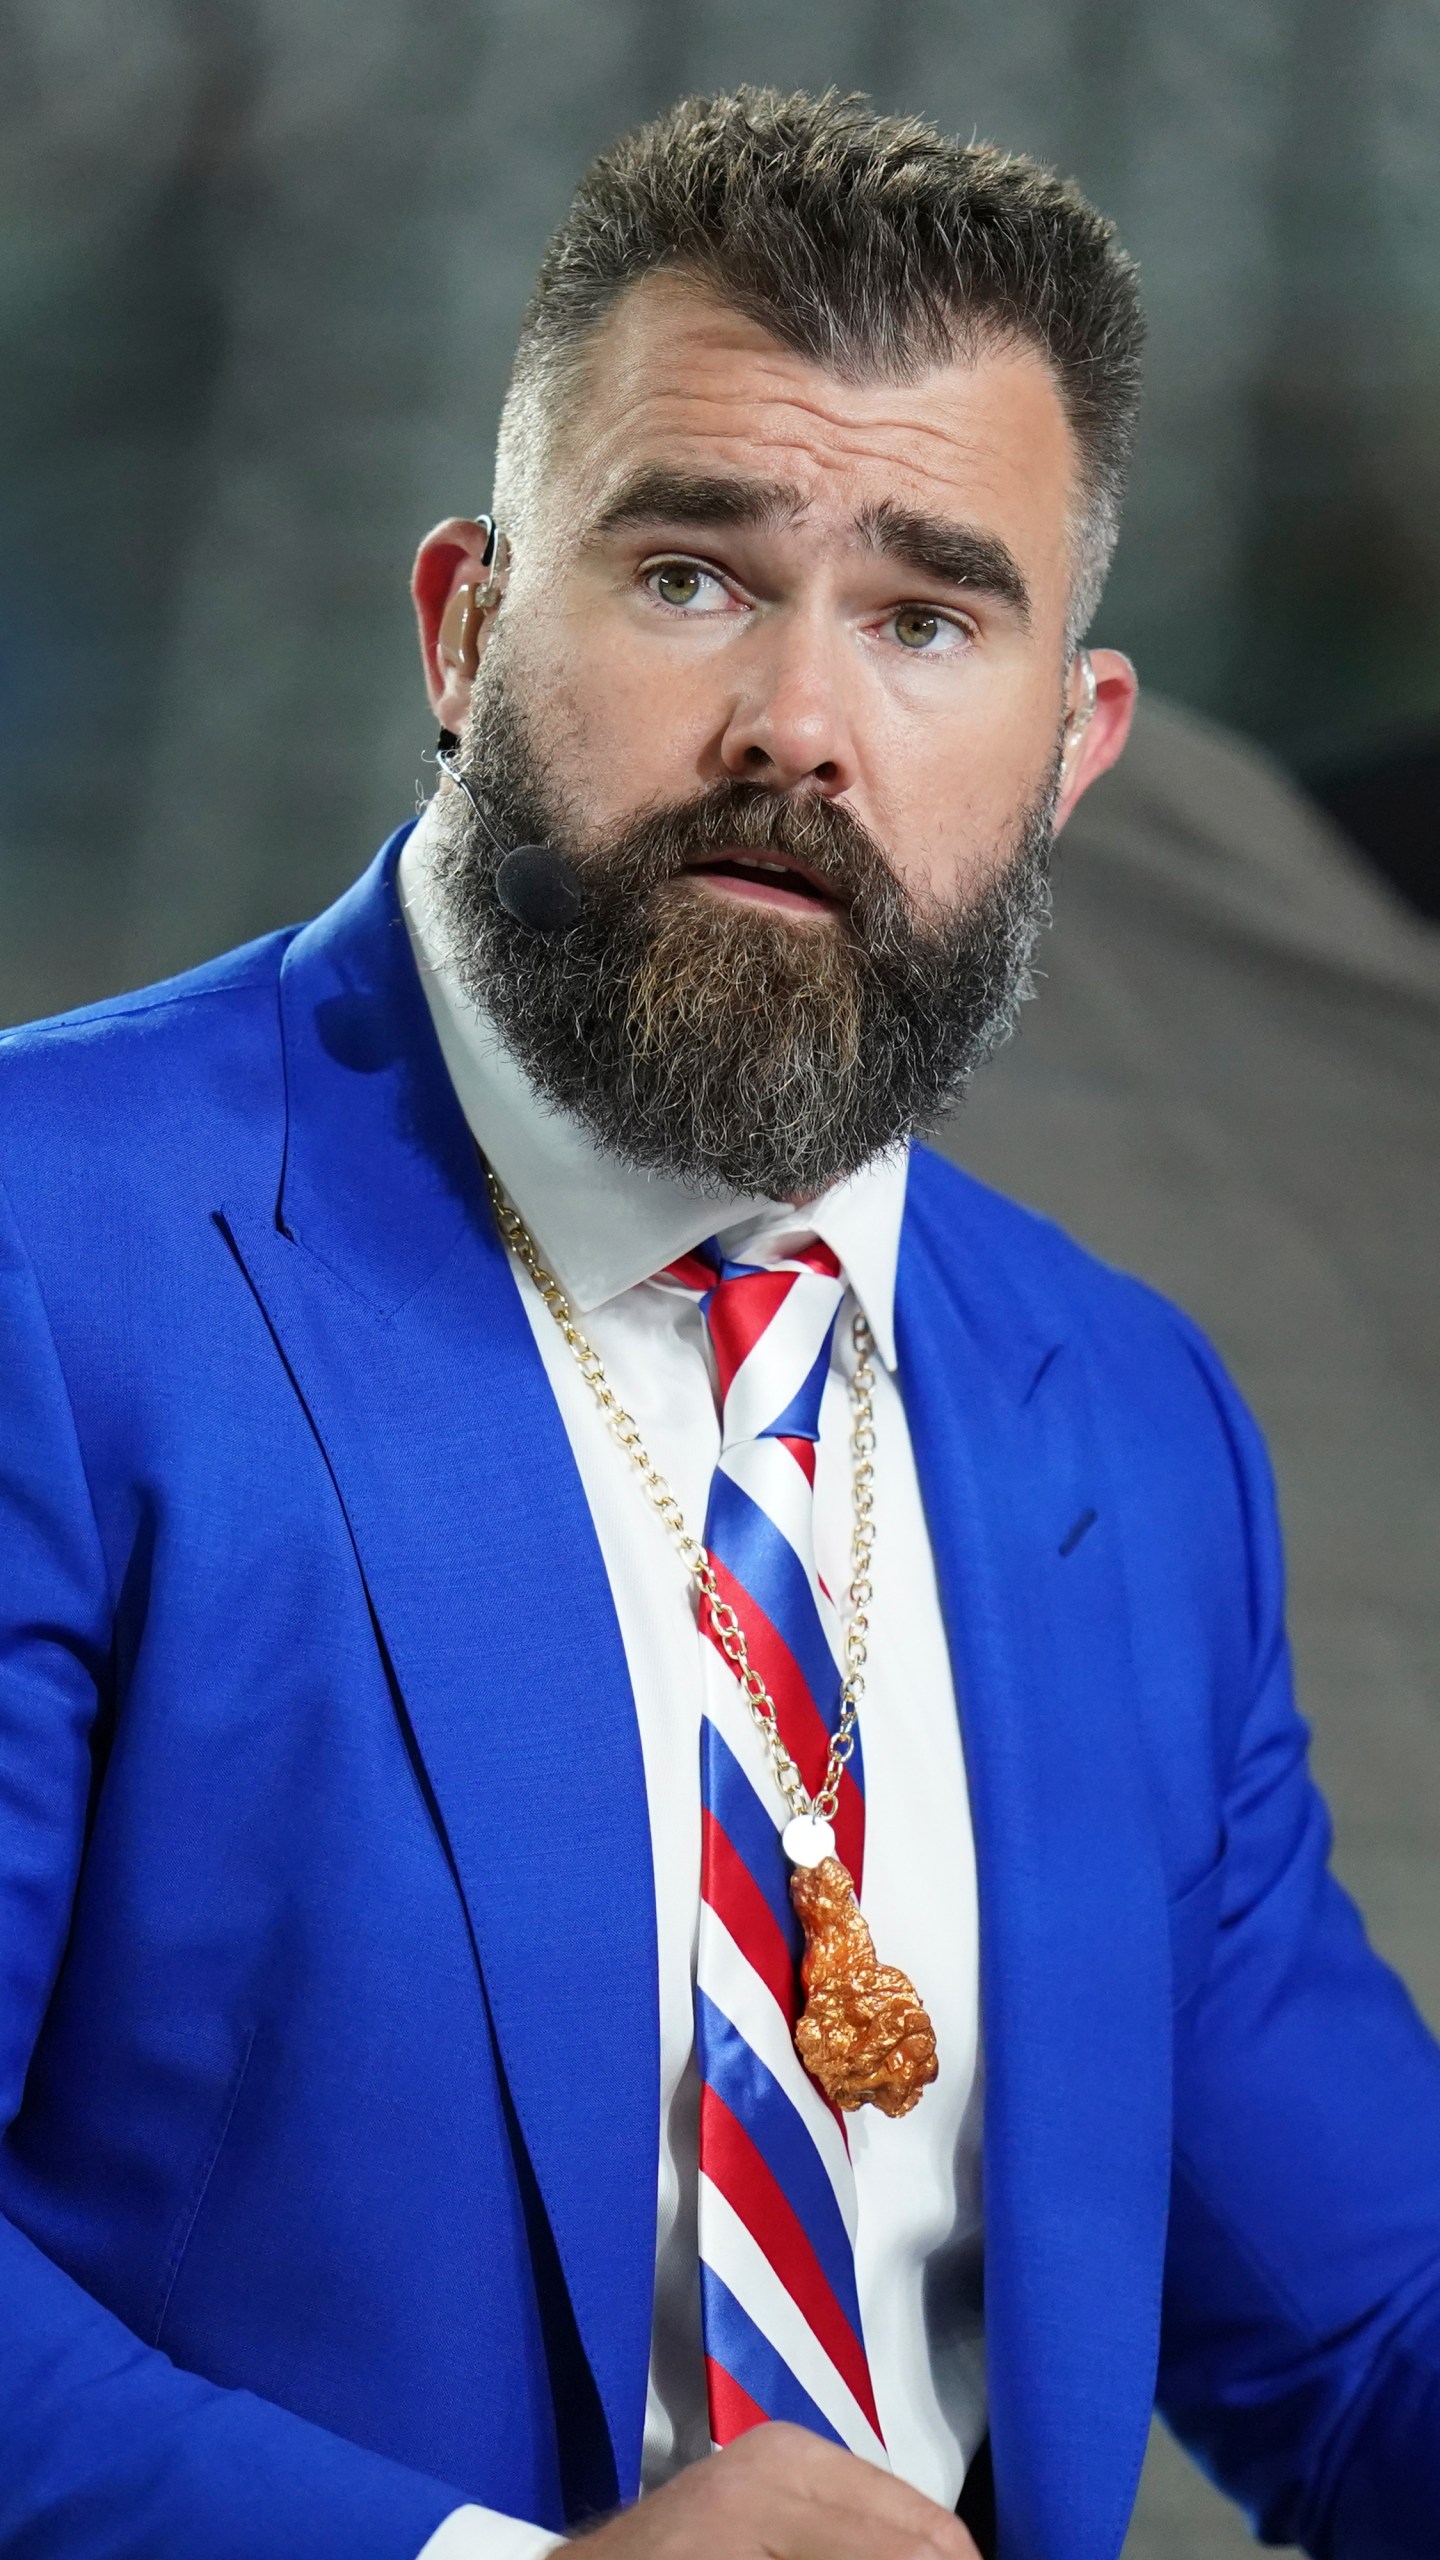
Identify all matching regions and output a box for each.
[223,832,657,2497]
[899,1158,1173,2560]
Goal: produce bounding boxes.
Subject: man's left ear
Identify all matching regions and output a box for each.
[1053,646,1138,831]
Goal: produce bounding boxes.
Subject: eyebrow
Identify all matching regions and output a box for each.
[857,500,1032,623]
[587,466,807,540]
[585,465,1032,623]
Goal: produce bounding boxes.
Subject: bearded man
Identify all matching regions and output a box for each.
[2,86,1439,2560]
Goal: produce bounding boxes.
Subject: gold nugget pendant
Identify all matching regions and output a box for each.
[789,1854,939,2118]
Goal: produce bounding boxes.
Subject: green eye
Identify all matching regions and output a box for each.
[654,565,703,607]
[894,607,942,650]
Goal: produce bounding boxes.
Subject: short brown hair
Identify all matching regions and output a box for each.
[494,87,1144,640]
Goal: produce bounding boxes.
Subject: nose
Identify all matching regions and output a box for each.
[715,610,859,796]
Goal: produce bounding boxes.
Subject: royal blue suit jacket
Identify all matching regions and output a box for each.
[1,827,1439,2560]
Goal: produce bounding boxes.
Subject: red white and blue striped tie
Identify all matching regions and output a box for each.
[663,1235,887,2463]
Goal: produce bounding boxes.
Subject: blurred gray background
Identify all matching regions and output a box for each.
[2,5,1439,2554]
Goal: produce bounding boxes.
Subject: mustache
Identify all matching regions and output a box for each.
[478,769,901,913]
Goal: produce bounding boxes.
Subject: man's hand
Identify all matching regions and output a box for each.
[579,2422,982,2558]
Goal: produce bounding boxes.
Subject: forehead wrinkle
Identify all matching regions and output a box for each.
[565,281,1074,511]
[602,381,1017,478]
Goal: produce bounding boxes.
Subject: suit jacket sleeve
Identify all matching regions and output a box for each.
[1156,1317,1440,2556]
[0,1175,464,2559]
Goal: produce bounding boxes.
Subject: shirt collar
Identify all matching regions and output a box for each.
[398,799,907,1368]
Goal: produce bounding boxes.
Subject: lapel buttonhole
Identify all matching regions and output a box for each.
[1058,1507,1098,1558]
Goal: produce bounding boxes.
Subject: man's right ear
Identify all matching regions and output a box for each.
[411,514,509,730]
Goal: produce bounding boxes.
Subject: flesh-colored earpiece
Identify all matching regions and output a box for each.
[438,583,485,679]
[437,521,510,681]
[1064,648,1097,752]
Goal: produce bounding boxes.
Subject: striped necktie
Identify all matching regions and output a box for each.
[664,1235,886,2463]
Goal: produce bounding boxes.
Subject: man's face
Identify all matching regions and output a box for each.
[476,275,1127,902]
[413,275,1135,1197]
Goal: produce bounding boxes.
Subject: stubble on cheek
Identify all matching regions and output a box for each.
[468,620,596,834]
[481,591,669,850]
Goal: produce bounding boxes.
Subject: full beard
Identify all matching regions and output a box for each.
[428,655,1059,1201]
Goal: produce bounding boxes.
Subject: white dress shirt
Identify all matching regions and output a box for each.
[400,805,985,2560]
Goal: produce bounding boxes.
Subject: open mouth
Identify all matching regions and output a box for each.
[682,849,843,915]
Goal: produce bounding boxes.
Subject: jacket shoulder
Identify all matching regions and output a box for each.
[906,1138,1191,1353]
[0,926,291,1059]
[0,928,296,1208]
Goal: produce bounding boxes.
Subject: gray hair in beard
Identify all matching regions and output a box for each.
[429,658,1058,1201]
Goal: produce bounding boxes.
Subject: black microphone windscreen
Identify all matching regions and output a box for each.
[494,846,583,934]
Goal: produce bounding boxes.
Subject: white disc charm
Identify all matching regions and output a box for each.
[782,1813,837,1869]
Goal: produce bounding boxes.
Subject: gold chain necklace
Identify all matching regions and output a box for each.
[488,1170,938,2118]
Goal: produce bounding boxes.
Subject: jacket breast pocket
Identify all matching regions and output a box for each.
[1168,1845,1225,2014]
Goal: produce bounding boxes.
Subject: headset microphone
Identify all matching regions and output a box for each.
[493,843,585,934]
[434,743,583,934]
